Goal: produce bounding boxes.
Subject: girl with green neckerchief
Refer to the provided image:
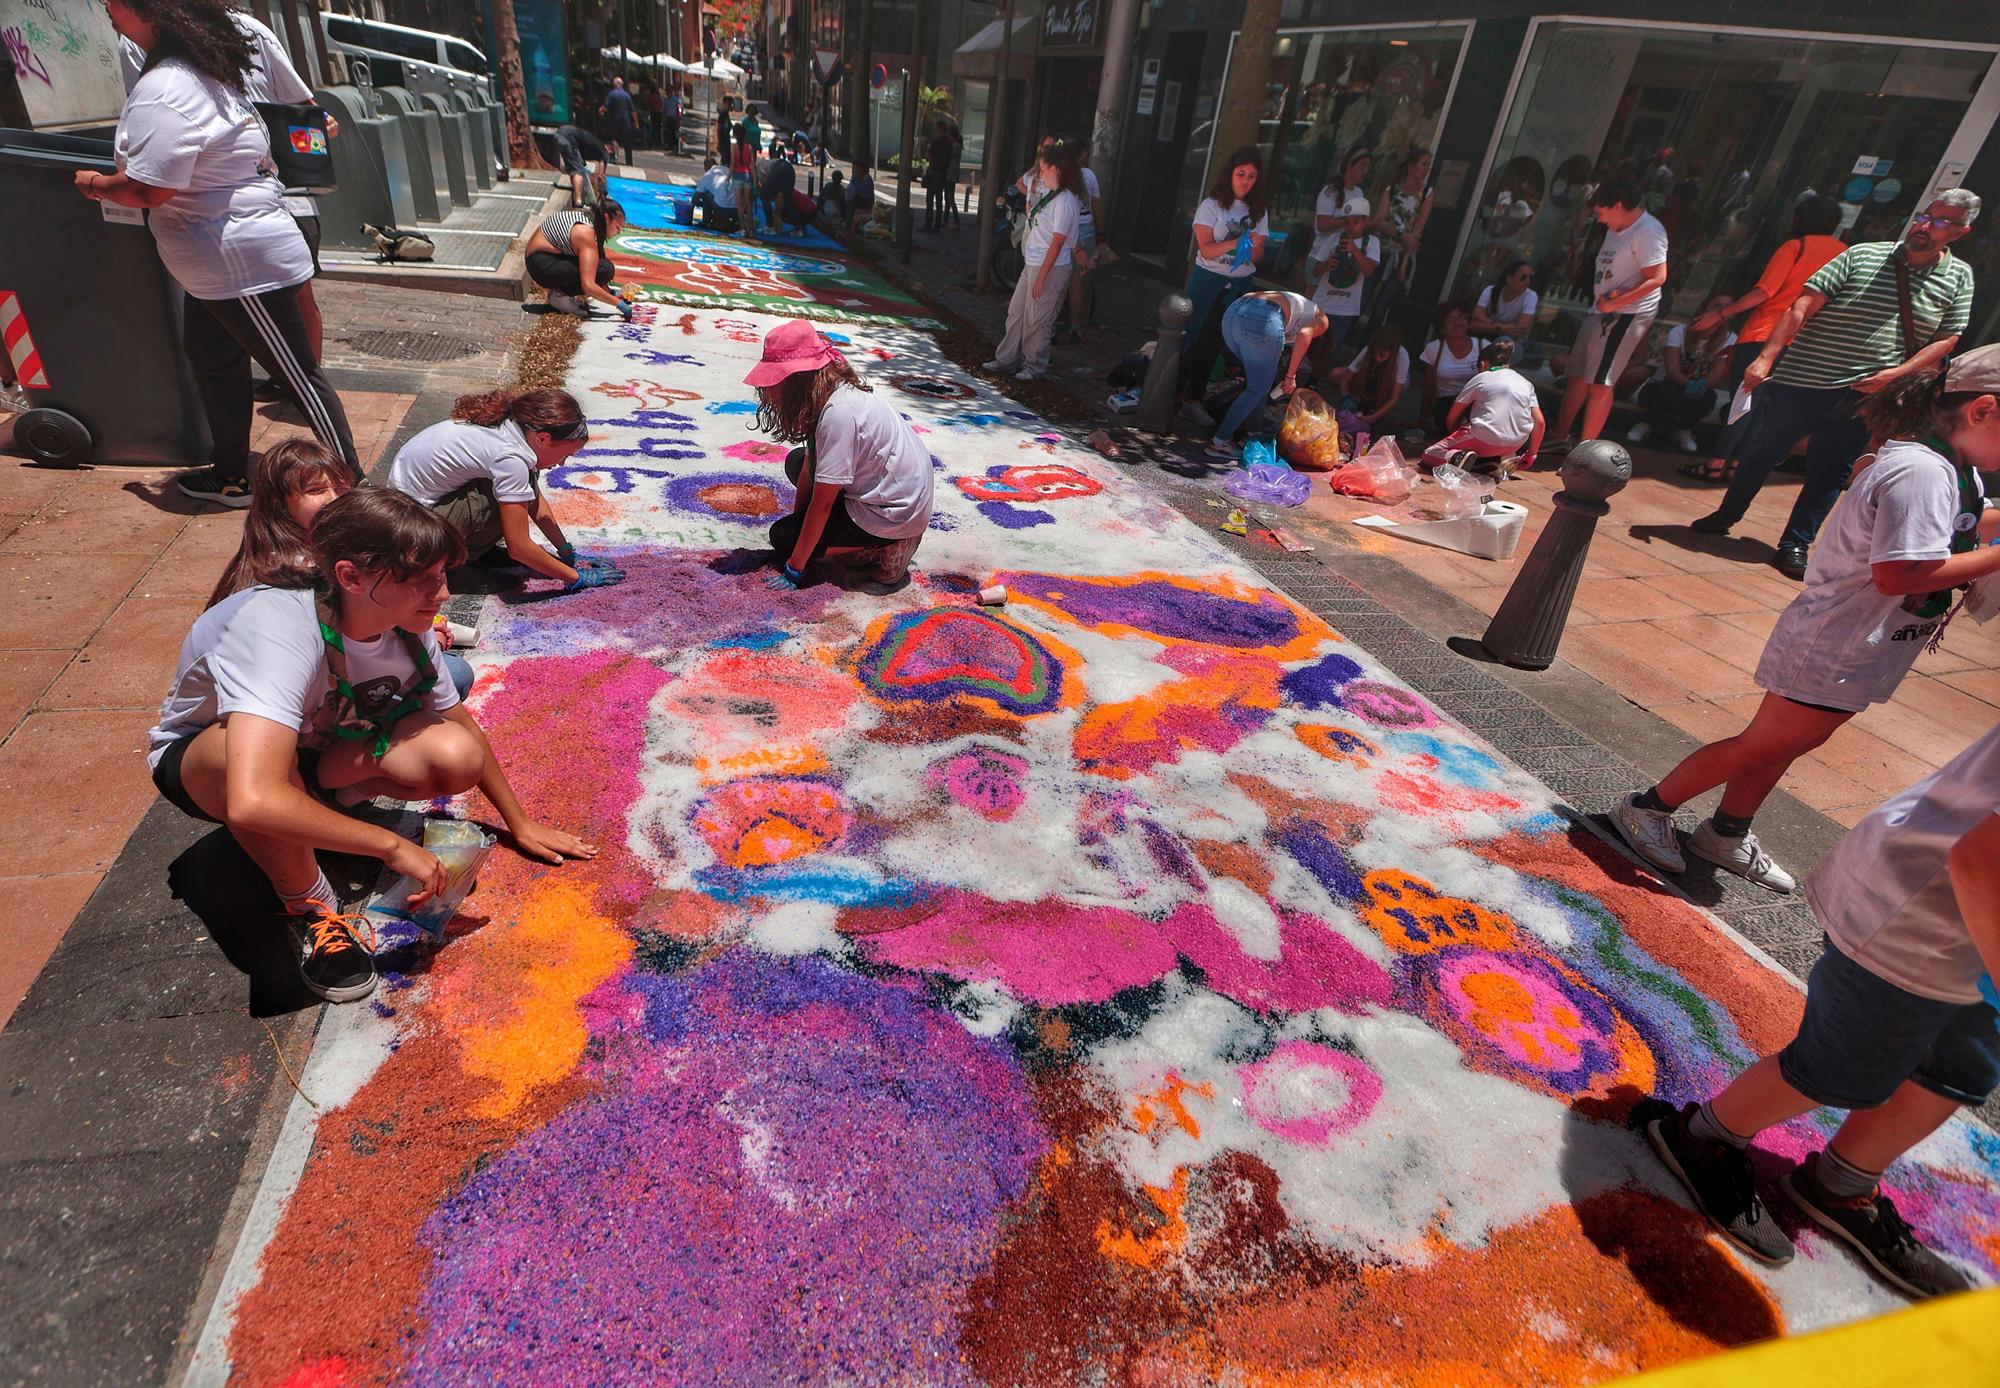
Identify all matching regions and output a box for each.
[1611,344,2000,896]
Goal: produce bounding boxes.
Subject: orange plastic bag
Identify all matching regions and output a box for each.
[1327,436,1415,503]
[1277,389,1340,471]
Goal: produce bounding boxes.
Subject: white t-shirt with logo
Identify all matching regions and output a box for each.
[1420,336,1487,400]
[148,586,458,768]
[1475,284,1540,332]
[1593,211,1669,317]
[1755,439,1985,712]
[1314,185,1362,222]
[1452,367,1539,449]
[813,384,934,540]
[388,419,541,506]
[1808,721,2000,1004]
[1346,345,1410,387]
[1192,197,1268,279]
[1309,230,1380,317]
[1022,186,1079,268]
[116,56,313,300]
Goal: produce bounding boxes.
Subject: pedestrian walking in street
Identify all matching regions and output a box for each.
[1064,145,1103,342]
[742,103,764,155]
[1328,326,1409,431]
[645,82,664,150]
[947,121,966,230]
[924,120,955,232]
[1680,195,1846,484]
[729,127,757,235]
[1690,190,1979,579]
[1177,148,1269,428]
[524,200,632,319]
[750,321,935,592]
[1546,177,1669,454]
[1422,337,1543,474]
[663,87,682,154]
[1417,301,1486,436]
[554,123,609,208]
[1612,346,2000,894]
[147,487,598,1004]
[600,76,636,163]
[386,388,625,595]
[84,0,359,508]
[1628,293,1736,454]
[1307,191,1378,353]
[1469,260,1538,343]
[1205,291,1330,460]
[1645,715,2000,1298]
[716,95,733,165]
[984,142,1082,383]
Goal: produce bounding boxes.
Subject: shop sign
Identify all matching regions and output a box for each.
[1043,0,1098,48]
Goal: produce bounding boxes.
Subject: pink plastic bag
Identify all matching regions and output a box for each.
[1327,436,1414,503]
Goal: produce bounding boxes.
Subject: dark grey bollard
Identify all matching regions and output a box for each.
[1135,293,1194,435]
[1470,440,1632,670]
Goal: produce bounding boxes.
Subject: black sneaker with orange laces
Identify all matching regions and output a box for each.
[283,900,378,1003]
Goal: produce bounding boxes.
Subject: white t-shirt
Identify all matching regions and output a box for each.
[1078,165,1101,229]
[1346,344,1410,388]
[388,418,541,506]
[1314,185,1362,222]
[1594,211,1669,317]
[1023,186,1079,268]
[1755,440,1985,712]
[1807,721,2000,1004]
[1475,283,1540,332]
[1309,231,1380,317]
[1452,367,1539,449]
[116,56,311,300]
[813,385,934,539]
[1193,197,1268,279]
[1649,323,1738,384]
[148,585,458,768]
[1420,336,1486,399]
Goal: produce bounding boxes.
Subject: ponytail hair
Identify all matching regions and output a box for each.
[1858,369,1979,446]
[205,439,353,608]
[311,488,467,607]
[591,197,626,248]
[451,386,585,435]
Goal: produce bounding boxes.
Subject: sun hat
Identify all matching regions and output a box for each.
[742,318,843,388]
[1942,344,2000,397]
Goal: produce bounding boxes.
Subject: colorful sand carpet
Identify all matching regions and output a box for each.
[607,222,938,329]
[189,303,2000,1386]
[606,174,847,252]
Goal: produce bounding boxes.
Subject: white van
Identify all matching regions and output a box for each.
[320,13,489,100]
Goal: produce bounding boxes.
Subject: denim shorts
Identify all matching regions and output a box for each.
[1778,937,2000,1108]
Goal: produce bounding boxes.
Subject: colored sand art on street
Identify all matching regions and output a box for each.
[608,223,941,329]
[606,175,849,252]
[201,302,2000,1387]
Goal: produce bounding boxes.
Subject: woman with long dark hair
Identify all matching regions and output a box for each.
[1470,260,1538,341]
[80,0,358,508]
[1177,147,1269,426]
[524,198,631,318]
[1364,147,1434,331]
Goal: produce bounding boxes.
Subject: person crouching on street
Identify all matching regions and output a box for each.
[1645,718,2000,1300]
[146,489,597,1004]
[386,387,626,595]
[982,140,1082,382]
[524,199,632,319]
[749,320,934,593]
[1421,337,1544,474]
[1204,290,1329,461]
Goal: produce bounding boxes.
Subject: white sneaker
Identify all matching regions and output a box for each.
[1180,401,1217,428]
[1611,792,1686,874]
[1688,821,1797,894]
[546,290,587,317]
[981,358,1008,372]
[1014,368,1042,382]
[1672,429,1700,453]
[1626,421,1654,443]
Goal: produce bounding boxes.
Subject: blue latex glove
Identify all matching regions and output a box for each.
[564,564,626,592]
[617,299,635,322]
[558,544,616,569]
[1232,222,1254,267]
[765,561,806,590]
[1980,973,1999,1015]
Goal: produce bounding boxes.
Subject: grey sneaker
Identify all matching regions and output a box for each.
[1179,400,1217,428]
[1782,1153,1973,1299]
[1688,821,1796,893]
[1612,792,1686,874]
[546,290,588,317]
[1647,1104,1794,1266]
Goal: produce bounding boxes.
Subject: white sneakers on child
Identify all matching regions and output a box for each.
[1672,429,1701,453]
[1612,793,1685,873]
[1689,821,1797,893]
[1626,421,1654,444]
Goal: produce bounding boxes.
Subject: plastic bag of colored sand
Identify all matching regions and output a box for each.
[365,818,498,940]
[1327,435,1414,503]
[1224,463,1311,508]
[1241,437,1281,471]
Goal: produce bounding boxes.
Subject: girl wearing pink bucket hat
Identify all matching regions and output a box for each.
[744,320,934,591]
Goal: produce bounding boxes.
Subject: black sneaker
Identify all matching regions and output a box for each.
[284,900,379,1003]
[178,467,252,508]
[1646,1103,1795,1265]
[252,378,285,403]
[1774,544,1810,581]
[1688,511,1736,535]
[1782,1153,1974,1299]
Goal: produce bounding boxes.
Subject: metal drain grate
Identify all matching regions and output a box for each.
[347,330,485,362]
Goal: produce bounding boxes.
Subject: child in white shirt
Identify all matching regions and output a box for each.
[1422,337,1544,474]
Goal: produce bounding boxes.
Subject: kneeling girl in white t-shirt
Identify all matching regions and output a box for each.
[147,489,599,1004]
[1422,337,1545,473]
[387,387,625,594]
[748,320,935,591]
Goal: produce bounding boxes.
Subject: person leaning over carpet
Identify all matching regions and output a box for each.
[524,199,632,319]
[148,489,597,1004]
[385,388,625,596]
[553,123,609,209]
[750,320,934,593]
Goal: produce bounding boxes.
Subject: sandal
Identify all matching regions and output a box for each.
[1677,461,1736,484]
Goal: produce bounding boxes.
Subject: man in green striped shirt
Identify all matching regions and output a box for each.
[1691,190,1978,578]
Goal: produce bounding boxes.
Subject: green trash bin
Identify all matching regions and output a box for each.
[0,128,209,467]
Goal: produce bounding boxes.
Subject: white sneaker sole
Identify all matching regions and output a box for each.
[1687,837,1796,894]
[1611,800,1686,874]
[179,483,252,509]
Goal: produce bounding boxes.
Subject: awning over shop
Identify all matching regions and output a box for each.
[952,10,1038,82]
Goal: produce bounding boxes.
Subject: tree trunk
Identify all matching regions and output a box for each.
[492,0,541,169]
[1203,0,1283,196]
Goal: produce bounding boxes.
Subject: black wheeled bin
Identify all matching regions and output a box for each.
[0,129,209,467]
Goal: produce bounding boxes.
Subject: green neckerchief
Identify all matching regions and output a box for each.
[1905,434,1982,621]
[315,593,439,758]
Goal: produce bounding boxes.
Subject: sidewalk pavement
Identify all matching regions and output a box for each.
[0,281,530,1028]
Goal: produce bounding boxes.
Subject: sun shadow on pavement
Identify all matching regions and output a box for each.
[1626,522,1778,565]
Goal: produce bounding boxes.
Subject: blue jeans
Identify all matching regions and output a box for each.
[1708,339,1768,462]
[442,650,475,701]
[1215,299,1287,443]
[1713,380,1869,549]
[1178,266,1254,400]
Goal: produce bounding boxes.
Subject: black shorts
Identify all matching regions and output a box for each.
[294,213,322,276]
[769,445,894,557]
[152,732,324,826]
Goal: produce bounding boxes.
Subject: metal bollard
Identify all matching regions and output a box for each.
[1466,440,1631,670]
[1134,293,1194,435]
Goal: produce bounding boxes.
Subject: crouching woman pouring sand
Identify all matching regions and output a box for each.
[748,320,935,593]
